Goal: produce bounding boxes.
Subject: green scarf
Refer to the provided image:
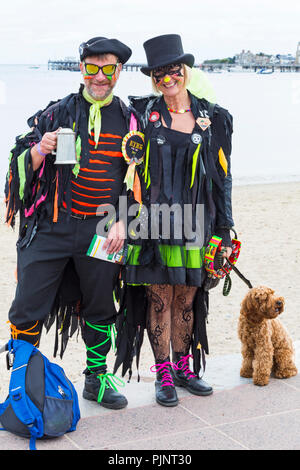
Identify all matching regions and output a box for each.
[82,87,113,148]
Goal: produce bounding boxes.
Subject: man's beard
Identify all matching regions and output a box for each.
[85,79,114,100]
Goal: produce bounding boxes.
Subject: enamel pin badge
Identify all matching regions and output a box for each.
[196,117,211,131]
[191,133,202,145]
[149,111,160,122]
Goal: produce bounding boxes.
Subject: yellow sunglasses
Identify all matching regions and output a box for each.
[84,62,119,76]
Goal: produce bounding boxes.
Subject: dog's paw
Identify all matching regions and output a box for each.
[240,368,253,378]
[274,367,298,379]
[253,376,270,386]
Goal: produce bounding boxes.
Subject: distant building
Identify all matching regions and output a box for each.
[235,49,297,67]
[234,50,271,66]
[277,53,295,65]
[269,53,296,65]
[234,50,255,66]
[254,52,272,66]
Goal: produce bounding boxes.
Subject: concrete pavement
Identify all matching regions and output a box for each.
[0,342,299,451]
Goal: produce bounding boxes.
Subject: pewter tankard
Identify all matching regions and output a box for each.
[53,128,77,164]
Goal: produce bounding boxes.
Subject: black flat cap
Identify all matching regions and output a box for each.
[79,37,132,64]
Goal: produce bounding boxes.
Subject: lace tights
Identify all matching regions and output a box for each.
[146,284,197,363]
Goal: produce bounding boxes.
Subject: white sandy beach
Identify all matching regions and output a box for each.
[0,181,299,399]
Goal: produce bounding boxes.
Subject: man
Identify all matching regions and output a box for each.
[5,37,134,410]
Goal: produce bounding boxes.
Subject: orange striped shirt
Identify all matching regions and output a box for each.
[67,98,127,216]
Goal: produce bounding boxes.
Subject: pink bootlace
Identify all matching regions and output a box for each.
[175,354,197,380]
[150,361,177,387]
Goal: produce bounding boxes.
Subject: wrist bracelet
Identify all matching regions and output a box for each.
[37,142,47,157]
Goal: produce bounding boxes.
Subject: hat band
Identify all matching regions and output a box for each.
[147,54,184,68]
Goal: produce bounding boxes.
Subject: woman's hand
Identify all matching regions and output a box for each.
[221,246,232,259]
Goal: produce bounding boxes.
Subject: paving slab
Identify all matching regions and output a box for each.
[0,341,299,451]
[216,410,300,450]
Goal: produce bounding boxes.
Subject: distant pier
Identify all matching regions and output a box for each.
[48,60,80,71]
[47,60,148,72]
[48,59,300,73]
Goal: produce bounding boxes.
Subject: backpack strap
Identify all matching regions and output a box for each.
[29,436,37,450]
[8,340,43,439]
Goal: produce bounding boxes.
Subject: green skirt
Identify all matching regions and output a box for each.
[125,244,206,286]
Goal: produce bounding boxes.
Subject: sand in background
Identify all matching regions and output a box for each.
[0,181,299,398]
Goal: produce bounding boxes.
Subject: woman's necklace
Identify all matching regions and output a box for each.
[167,106,191,114]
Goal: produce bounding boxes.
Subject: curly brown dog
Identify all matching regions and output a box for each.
[238,286,298,386]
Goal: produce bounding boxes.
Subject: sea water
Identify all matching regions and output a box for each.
[0,64,299,191]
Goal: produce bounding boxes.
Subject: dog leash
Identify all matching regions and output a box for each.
[222,258,253,295]
[204,231,253,296]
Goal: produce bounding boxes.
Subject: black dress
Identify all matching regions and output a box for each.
[126,123,208,286]
[113,93,234,378]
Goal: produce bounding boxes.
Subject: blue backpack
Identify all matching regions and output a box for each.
[0,339,80,450]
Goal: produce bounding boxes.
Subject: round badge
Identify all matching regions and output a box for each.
[154,120,161,128]
[191,133,202,145]
[122,131,145,165]
[149,111,160,122]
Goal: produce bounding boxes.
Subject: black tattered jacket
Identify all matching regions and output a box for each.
[5,85,134,248]
[128,92,234,247]
[4,86,137,357]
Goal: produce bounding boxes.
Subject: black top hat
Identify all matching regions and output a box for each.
[79,37,132,64]
[141,34,194,76]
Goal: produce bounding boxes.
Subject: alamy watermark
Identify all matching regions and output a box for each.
[96,196,205,248]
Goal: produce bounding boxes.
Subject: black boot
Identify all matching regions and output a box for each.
[81,321,128,409]
[172,353,213,396]
[83,370,128,409]
[151,359,178,407]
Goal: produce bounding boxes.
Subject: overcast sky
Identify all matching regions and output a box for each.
[0,0,299,64]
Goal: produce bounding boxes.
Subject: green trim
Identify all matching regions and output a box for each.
[127,244,205,269]
[95,373,125,403]
[143,140,151,188]
[17,149,28,201]
[85,322,117,372]
[190,143,201,188]
[128,282,150,286]
[84,322,125,403]
[72,135,82,177]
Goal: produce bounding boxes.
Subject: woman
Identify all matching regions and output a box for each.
[115,34,234,407]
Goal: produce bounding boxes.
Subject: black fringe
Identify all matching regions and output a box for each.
[113,286,209,380]
[113,285,147,381]
[44,260,82,359]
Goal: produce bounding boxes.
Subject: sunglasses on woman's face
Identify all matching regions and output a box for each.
[84,62,119,76]
[152,64,183,83]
